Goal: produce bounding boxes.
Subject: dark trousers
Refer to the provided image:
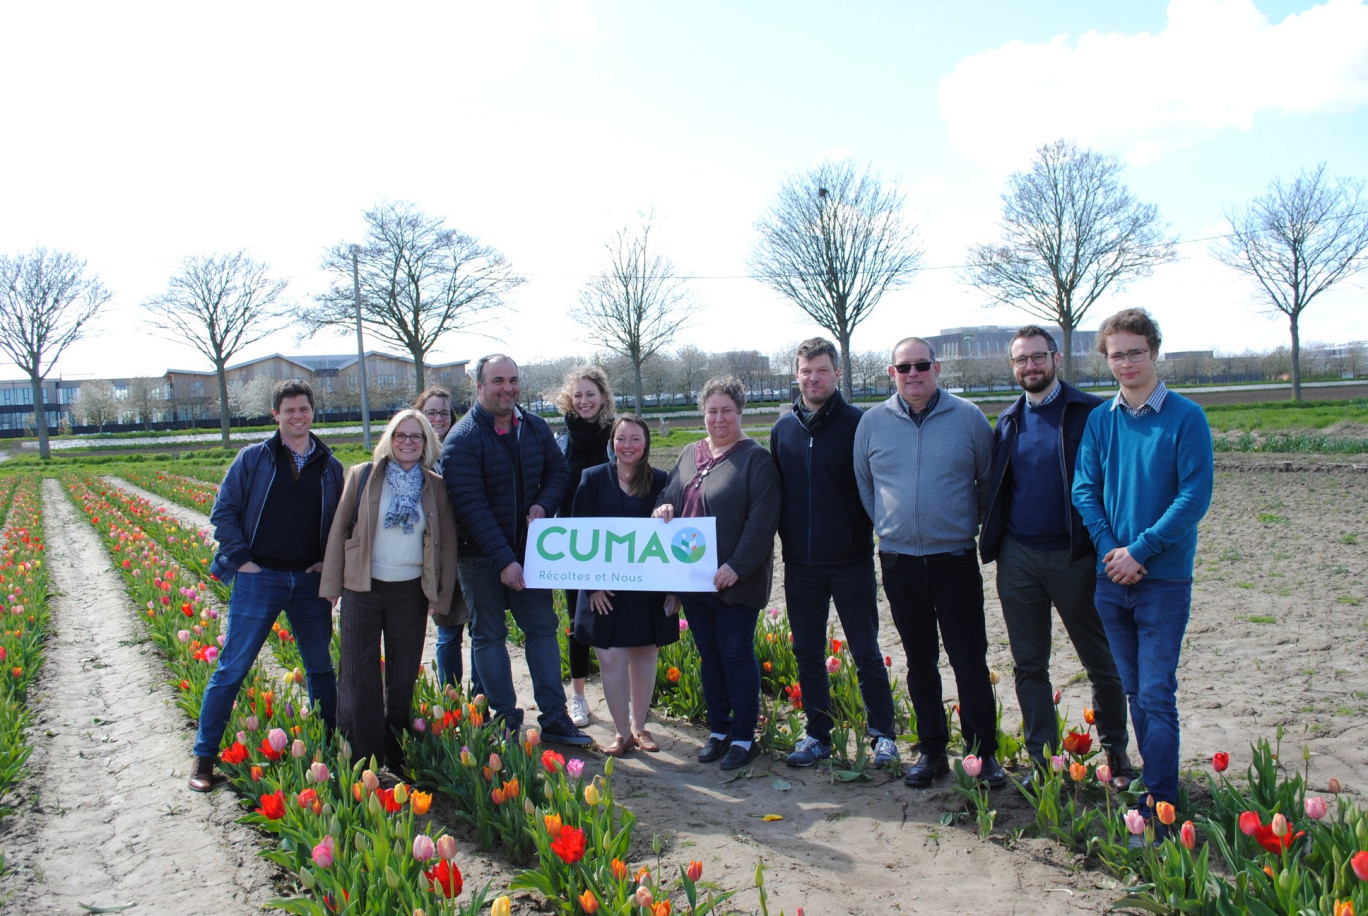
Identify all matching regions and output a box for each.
[338,578,429,769]
[880,549,997,759]
[785,557,896,743]
[564,590,591,681]
[996,536,1128,760]
[681,593,761,743]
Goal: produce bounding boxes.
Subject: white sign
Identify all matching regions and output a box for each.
[523,517,718,593]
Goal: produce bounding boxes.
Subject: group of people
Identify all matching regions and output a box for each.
[186,306,1213,841]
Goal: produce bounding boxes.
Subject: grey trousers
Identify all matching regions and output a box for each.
[995,536,1129,760]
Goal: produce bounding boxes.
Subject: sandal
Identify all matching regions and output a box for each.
[604,734,637,757]
[634,730,660,752]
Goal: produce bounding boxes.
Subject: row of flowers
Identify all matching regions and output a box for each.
[80,472,764,915]
[0,475,51,821]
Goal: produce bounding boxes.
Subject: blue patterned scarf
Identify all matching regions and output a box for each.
[383,461,424,533]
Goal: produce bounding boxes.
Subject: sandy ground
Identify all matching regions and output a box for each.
[3,461,1366,915]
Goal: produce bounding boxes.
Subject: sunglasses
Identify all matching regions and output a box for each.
[893,360,934,374]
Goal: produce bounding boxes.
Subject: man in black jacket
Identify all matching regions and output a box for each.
[980,326,1133,786]
[441,354,589,745]
[770,338,898,769]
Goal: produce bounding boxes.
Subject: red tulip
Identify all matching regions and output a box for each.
[551,825,587,864]
[1179,820,1196,850]
[1239,811,1261,836]
[256,790,285,820]
[1352,850,1368,881]
[686,860,703,882]
[425,858,463,898]
[1212,752,1229,772]
[1061,731,1093,756]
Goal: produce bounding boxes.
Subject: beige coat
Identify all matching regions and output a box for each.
[320,458,465,622]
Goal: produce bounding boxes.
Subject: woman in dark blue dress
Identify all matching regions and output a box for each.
[571,415,679,755]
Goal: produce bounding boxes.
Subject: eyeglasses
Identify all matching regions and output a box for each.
[1010,350,1055,368]
[393,432,426,444]
[893,361,934,374]
[422,409,451,420]
[1107,348,1152,366]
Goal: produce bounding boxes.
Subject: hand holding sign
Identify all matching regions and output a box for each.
[524,517,718,592]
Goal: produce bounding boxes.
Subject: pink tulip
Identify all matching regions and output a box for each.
[524,729,540,748]
[635,887,654,908]
[177,629,191,643]
[312,836,335,868]
[308,761,330,784]
[1051,755,1066,773]
[204,647,218,664]
[1270,812,1289,837]
[412,834,436,862]
[825,655,841,674]
[1124,809,1146,836]
[1305,796,1328,820]
[961,755,982,778]
[567,758,585,779]
[245,715,260,732]
[487,752,502,772]
[1095,763,1112,785]
[436,835,458,861]
[362,769,380,792]
[267,728,289,752]
[413,717,427,733]
[291,739,307,759]
[1180,821,1196,850]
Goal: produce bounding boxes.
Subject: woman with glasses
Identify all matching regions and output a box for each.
[653,376,781,770]
[553,366,615,727]
[321,409,457,773]
[414,386,471,693]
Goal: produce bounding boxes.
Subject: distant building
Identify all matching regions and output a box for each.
[0,377,80,433]
[926,326,1098,360]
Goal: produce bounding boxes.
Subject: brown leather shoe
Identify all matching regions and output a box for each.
[633,729,660,752]
[603,734,637,757]
[188,755,225,793]
[1107,749,1138,792]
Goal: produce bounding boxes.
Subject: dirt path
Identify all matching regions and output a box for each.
[0,478,276,915]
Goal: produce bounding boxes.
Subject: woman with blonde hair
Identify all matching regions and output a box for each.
[553,365,614,727]
[321,409,458,771]
[570,414,678,755]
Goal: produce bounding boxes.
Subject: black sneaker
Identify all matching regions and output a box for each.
[902,753,950,787]
[540,713,593,747]
[698,736,731,763]
[719,742,762,771]
[979,756,1008,789]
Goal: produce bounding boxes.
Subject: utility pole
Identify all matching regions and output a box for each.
[351,245,372,450]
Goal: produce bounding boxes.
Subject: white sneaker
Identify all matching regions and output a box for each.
[569,694,590,727]
[872,736,899,767]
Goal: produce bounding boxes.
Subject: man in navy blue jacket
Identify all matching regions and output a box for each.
[980,326,1132,788]
[441,354,589,745]
[190,379,342,792]
[770,338,898,769]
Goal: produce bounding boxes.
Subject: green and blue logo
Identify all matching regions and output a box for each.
[670,527,707,564]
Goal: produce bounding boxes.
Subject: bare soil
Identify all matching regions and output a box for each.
[3,466,1366,915]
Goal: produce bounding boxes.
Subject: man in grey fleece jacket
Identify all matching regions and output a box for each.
[854,337,1003,789]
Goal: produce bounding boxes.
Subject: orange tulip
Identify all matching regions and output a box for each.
[410,790,433,815]
[578,889,599,914]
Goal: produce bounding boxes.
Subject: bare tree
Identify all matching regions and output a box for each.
[125,376,164,431]
[672,343,714,404]
[750,159,923,400]
[1213,164,1368,400]
[71,379,118,432]
[575,215,691,411]
[966,139,1177,382]
[306,201,524,396]
[0,248,110,458]
[143,251,288,445]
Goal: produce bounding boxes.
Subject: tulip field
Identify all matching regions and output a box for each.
[0,455,1364,915]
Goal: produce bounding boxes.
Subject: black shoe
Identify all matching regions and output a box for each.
[980,756,1008,789]
[1107,749,1139,791]
[719,742,762,771]
[698,736,731,763]
[540,713,593,747]
[902,753,950,787]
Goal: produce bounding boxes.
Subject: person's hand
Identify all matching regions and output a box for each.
[1102,547,1147,585]
[713,563,738,591]
[663,595,680,617]
[428,606,441,617]
[239,561,262,574]
[305,561,324,574]
[500,562,526,591]
[329,596,339,610]
[652,504,675,523]
[589,590,614,614]
[527,504,547,524]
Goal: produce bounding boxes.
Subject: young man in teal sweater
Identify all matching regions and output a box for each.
[1072,308,1213,840]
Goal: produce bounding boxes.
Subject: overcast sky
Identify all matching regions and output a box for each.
[3,0,1366,383]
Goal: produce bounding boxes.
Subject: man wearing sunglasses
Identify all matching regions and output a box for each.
[1072,308,1213,844]
[854,337,1001,788]
[980,326,1133,790]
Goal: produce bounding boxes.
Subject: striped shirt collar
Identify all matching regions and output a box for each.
[1110,380,1169,419]
[1024,381,1062,410]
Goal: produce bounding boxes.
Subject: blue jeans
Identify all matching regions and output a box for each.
[1093,576,1191,809]
[681,593,761,743]
[458,556,566,730]
[194,567,336,758]
[435,623,485,697]
[785,558,896,744]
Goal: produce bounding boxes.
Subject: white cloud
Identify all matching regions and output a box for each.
[939,0,1368,171]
